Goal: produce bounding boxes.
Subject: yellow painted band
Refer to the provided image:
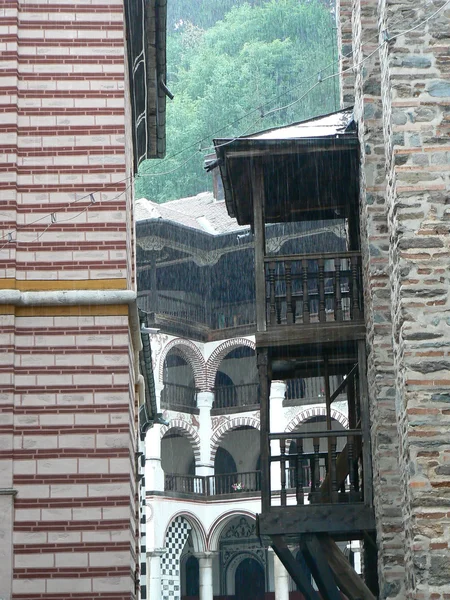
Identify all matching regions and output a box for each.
[0,278,128,291]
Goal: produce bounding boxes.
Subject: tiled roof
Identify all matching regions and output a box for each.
[135,192,249,235]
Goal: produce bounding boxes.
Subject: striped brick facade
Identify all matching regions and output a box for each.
[1,2,139,599]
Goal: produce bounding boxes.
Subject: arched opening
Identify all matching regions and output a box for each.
[183,555,199,599]
[213,346,258,410]
[162,430,196,492]
[214,447,237,495]
[214,426,260,494]
[235,558,265,600]
[162,351,197,412]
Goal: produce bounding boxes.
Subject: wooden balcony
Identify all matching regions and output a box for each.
[258,426,375,543]
[256,251,365,349]
[212,382,259,412]
[161,383,198,413]
[137,291,256,341]
[164,470,261,498]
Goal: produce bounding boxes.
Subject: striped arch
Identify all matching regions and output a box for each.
[285,406,349,432]
[160,419,201,463]
[158,338,206,389]
[210,415,260,462]
[164,511,207,553]
[207,510,257,552]
[205,338,256,389]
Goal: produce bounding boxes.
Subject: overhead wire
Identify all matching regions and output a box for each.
[0,181,134,250]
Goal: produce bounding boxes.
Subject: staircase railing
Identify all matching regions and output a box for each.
[270,429,363,507]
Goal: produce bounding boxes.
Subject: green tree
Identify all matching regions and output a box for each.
[136,0,339,203]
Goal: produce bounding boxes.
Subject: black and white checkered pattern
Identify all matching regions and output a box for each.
[139,439,147,599]
[161,516,191,598]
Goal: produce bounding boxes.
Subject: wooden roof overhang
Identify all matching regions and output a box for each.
[214,123,359,227]
[124,0,167,167]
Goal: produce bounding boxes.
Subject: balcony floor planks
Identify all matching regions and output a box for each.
[256,320,366,349]
[257,504,375,543]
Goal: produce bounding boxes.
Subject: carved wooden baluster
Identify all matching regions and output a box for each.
[302,259,310,324]
[351,255,361,320]
[334,257,343,321]
[296,440,304,505]
[268,262,276,326]
[348,435,355,492]
[318,257,326,322]
[285,261,293,325]
[330,436,338,498]
[311,437,320,493]
[280,439,287,506]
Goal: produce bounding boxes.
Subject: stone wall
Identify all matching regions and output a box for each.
[348,0,450,596]
[378,0,450,597]
[351,0,406,596]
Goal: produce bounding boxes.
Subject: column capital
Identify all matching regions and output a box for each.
[147,548,166,558]
[197,390,214,409]
[194,551,215,559]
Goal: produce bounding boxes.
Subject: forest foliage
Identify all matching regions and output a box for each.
[136,0,339,203]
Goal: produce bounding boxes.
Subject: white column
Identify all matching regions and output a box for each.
[269,381,286,493]
[147,549,165,600]
[196,392,215,478]
[197,552,214,600]
[273,551,290,600]
[145,424,165,491]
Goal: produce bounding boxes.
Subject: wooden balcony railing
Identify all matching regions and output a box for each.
[213,382,259,409]
[269,429,363,508]
[164,470,261,497]
[285,375,344,404]
[137,292,256,331]
[161,383,197,411]
[264,251,363,328]
[210,300,255,330]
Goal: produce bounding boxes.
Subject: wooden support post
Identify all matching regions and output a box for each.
[347,370,357,429]
[280,439,287,506]
[324,355,333,500]
[319,535,376,600]
[251,162,267,333]
[301,535,341,600]
[258,349,271,513]
[357,340,373,506]
[296,440,304,505]
[270,536,320,600]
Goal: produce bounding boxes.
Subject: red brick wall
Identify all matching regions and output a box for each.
[0,1,138,598]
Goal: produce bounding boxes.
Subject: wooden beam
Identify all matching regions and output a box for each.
[251,161,267,333]
[270,535,320,600]
[258,505,376,539]
[330,364,358,404]
[301,535,341,600]
[258,348,271,513]
[319,536,376,600]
